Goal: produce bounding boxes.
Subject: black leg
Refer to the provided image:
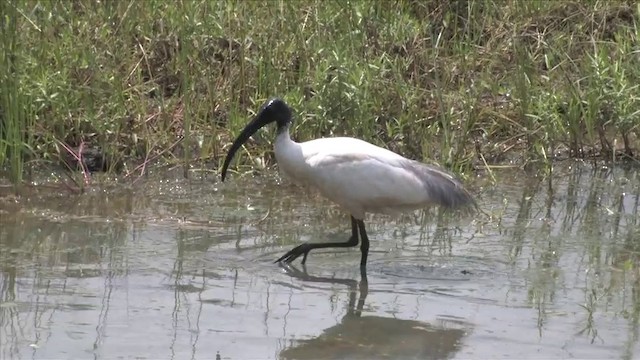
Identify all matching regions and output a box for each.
[278,263,369,317]
[356,220,369,268]
[275,216,361,265]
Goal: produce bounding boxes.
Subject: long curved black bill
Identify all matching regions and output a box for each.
[220,113,270,182]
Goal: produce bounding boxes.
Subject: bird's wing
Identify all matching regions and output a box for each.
[298,138,473,216]
[302,137,405,165]
[400,159,475,208]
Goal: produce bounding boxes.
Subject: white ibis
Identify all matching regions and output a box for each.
[221,98,475,268]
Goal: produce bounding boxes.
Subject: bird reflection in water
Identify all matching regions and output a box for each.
[278,265,469,360]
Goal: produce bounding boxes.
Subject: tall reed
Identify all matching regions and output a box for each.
[0,1,637,183]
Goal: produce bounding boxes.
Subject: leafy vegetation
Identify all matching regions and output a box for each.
[1,0,638,184]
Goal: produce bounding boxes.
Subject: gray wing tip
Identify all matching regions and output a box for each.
[446,185,477,210]
[406,160,477,211]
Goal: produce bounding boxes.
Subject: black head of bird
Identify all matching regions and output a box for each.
[221,98,291,182]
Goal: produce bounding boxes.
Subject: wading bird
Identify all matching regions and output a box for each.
[221,99,475,268]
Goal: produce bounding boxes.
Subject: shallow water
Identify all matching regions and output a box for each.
[1,162,639,359]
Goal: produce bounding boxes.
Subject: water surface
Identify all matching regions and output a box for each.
[1,162,639,359]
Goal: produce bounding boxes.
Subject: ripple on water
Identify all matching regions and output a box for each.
[369,255,513,305]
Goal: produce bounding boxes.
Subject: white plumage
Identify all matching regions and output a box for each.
[275,134,470,219]
[221,98,474,267]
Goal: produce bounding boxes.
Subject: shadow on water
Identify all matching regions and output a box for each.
[0,162,639,359]
[277,264,467,360]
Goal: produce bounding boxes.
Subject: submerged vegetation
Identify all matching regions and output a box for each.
[0,0,639,184]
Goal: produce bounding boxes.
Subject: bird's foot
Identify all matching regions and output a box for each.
[275,243,313,264]
[277,262,309,278]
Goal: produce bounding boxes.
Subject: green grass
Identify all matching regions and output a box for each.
[1,0,639,183]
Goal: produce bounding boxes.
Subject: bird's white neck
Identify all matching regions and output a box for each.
[274,126,296,153]
[274,126,305,182]
[275,125,294,146]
